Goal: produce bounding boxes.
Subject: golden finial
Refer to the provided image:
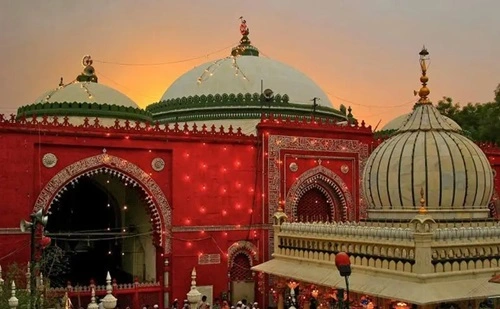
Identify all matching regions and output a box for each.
[415,46,430,104]
[419,187,427,214]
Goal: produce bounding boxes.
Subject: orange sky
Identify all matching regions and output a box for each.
[1,1,500,128]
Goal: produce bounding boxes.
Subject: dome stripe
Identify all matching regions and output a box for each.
[374,135,403,207]
[430,131,443,206]
[385,132,409,208]
[364,140,386,207]
[435,132,456,207]
[397,132,415,206]
[464,137,488,205]
[458,136,479,206]
[446,132,468,207]
[410,131,422,207]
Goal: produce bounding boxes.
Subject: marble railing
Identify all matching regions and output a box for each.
[275,220,500,275]
[276,221,416,273]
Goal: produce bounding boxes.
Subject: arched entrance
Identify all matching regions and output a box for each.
[228,241,258,304]
[285,166,353,222]
[34,153,171,286]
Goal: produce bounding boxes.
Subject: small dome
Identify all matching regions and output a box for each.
[362,47,494,219]
[160,56,333,107]
[381,111,461,132]
[34,82,138,108]
[17,56,151,125]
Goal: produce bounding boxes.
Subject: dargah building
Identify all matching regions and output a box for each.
[0,20,499,309]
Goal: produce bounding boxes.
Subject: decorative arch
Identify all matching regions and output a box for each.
[227,240,259,267]
[286,165,354,221]
[33,153,172,252]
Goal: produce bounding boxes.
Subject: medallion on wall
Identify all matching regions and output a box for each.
[340,164,349,174]
[42,153,58,168]
[151,157,165,172]
[289,162,298,172]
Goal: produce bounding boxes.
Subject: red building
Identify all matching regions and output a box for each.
[0,21,498,309]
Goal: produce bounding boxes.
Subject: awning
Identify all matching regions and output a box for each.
[252,258,500,305]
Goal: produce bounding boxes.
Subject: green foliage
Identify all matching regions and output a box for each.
[436,84,500,145]
[0,263,64,309]
[40,245,72,288]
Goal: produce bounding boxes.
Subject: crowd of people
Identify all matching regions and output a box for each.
[171,296,259,309]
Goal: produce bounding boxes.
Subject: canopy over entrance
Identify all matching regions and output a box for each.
[252,258,500,305]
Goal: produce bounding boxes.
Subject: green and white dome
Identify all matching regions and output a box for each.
[17,56,151,125]
[147,20,346,134]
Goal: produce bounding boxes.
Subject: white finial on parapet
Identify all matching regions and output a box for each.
[102,272,117,309]
[9,281,19,309]
[187,268,202,309]
[87,288,99,309]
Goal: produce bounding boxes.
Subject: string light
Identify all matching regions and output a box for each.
[196,56,250,85]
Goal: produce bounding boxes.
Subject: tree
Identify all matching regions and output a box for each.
[436,83,500,145]
[39,245,72,288]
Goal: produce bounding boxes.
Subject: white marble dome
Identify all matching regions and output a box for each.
[160,56,333,107]
[35,82,138,108]
[381,111,461,132]
[363,102,494,211]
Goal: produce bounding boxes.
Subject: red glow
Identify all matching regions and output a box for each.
[236,182,242,189]
[248,209,253,214]
[235,203,241,209]
[184,218,191,225]
[125,136,129,139]
[222,210,227,216]
[335,252,351,267]
[234,161,241,167]
[201,184,207,191]
[200,230,205,234]
[184,175,190,181]
[187,242,192,248]
[105,133,110,137]
[223,232,228,236]
[199,207,206,213]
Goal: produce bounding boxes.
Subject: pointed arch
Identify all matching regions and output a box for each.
[286,165,354,221]
[33,153,172,252]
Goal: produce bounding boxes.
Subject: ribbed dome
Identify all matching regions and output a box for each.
[363,48,494,217]
[381,111,461,132]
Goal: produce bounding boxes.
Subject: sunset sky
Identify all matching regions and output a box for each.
[1,1,499,128]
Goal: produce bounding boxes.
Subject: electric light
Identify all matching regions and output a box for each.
[248,209,253,214]
[222,210,227,216]
[123,205,127,210]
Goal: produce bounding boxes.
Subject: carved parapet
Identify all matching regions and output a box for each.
[410,214,436,233]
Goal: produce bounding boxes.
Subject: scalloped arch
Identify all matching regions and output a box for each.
[227,240,259,267]
[286,165,353,221]
[33,153,172,252]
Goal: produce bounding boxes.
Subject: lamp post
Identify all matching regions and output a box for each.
[334,252,351,309]
[20,209,49,309]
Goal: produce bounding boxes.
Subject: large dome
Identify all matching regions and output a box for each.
[160,56,332,107]
[362,48,494,220]
[147,21,346,130]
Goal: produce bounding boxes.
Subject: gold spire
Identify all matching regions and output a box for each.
[419,187,428,214]
[416,46,430,104]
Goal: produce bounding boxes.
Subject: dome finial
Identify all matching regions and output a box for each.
[77,55,98,83]
[415,46,430,104]
[231,17,259,57]
[419,187,428,214]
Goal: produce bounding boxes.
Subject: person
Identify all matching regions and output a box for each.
[212,298,221,309]
[241,300,248,309]
[198,296,210,309]
[221,301,229,309]
[183,300,190,309]
[252,302,258,309]
[172,299,179,309]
